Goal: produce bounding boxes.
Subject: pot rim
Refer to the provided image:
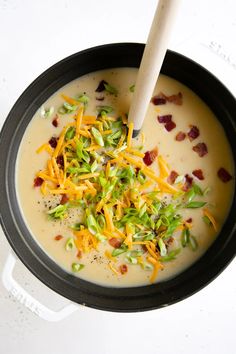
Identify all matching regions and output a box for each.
[0,42,235,312]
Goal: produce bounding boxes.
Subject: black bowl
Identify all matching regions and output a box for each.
[0,43,235,312]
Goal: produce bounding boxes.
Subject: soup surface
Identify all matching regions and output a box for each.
[16,68,234,287]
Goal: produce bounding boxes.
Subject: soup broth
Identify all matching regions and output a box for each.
[16,68,234,287]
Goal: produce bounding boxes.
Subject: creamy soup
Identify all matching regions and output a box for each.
[16,68,234,287]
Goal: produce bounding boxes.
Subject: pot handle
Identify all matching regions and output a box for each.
[2,252,79,322]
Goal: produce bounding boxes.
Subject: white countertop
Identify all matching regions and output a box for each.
[0,0,235,353]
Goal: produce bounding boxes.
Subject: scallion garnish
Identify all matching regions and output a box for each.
[91,127,104,147]
[129,84,135,93]
[41,106,54,118]
[72,263,84,272]
[104,83,118,95]
[65,237,75,251]
[185,201,207,209]
[48,204,68,219]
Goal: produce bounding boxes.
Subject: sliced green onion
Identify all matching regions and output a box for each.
[95,233,106,242]
[185,201,207,209]
[202,215,212,226]
[58,102,78,114]
[47,204,68,219]
[97,105,113,117]
[160,248,181,262]
[104,83,118,95]
[189,235,198,251]
[41,106,54,118]
[181,228,190,247]
[72,263,84,272]
[65,237,75,251]
[126,256,138,264]
[158,238,167,256]
[90,160,98,173]
[141,262,153,271]
[193,183,203,196]
[91,127,104,147]
[77,93,89,105]
[129,84,135,92]
[203,187,211,196]
[86,214,100,235]
[65,126,76,141]
[112,244,128,257]
[174,175,185,184]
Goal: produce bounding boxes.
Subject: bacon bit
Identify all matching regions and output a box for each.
[76,250,82,258]
[165,120,176,132]
[95,80,108,92]
[186,218,192,223]
[142,244,148,252]
[167,170,179,184]
[152,92,183,105]
[166,237,174,245]
[34,176,44,187]
[193,169,204,180]
[60,194,69,205]
[217,167,233,183]
[187,125,200,141]
[96,96,105,101]
[143,148,158,166]
[157,114,172,123]
[182,174,193,191]
[166,92,183,105]
[151,93,167,105]
[109,238,122,248]
[54,235,63,241]
[193,143,208,157]
[48,136,58,148]
[52,115,59,127]
[119,264,128,274]
[56,155,64,168]
[175,131,186,141]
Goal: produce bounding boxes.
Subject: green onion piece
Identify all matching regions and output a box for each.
[155,218,162,230]
[174,175,185,184]
[104,83,118,95]
[65,237,75,251]
[58,102,78,114]
[65,126,76,141]
[72,263,84,272]
[47,204,68,219]
[95,233,106,242]
[158,238,167,256]
[193,183,203,195]
[143,232,155,241]
[129,84,135,92]
[90,160,98,173]
[126,256,138,264]
[41,106,54,118]
[86,214,100,235]
[181,228,190,247]
[96,105,113,117]
[202,215,212,226]
[141,262,153,271]
[185,201,207,209]
[160,248,181,262]
[203,187,211,196]
[70,223,83,231]
[76,138,90,163]
[112,244,128,257]
[91,127,104,147]
[77,93,89,105]
[186,188,196,203]
[189,235,198,251]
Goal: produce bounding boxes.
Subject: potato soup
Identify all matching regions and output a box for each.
[16,68,234,287]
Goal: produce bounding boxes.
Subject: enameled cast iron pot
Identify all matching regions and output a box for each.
[0,43,235,312]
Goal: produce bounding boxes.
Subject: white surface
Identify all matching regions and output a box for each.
[0,0,235,353]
